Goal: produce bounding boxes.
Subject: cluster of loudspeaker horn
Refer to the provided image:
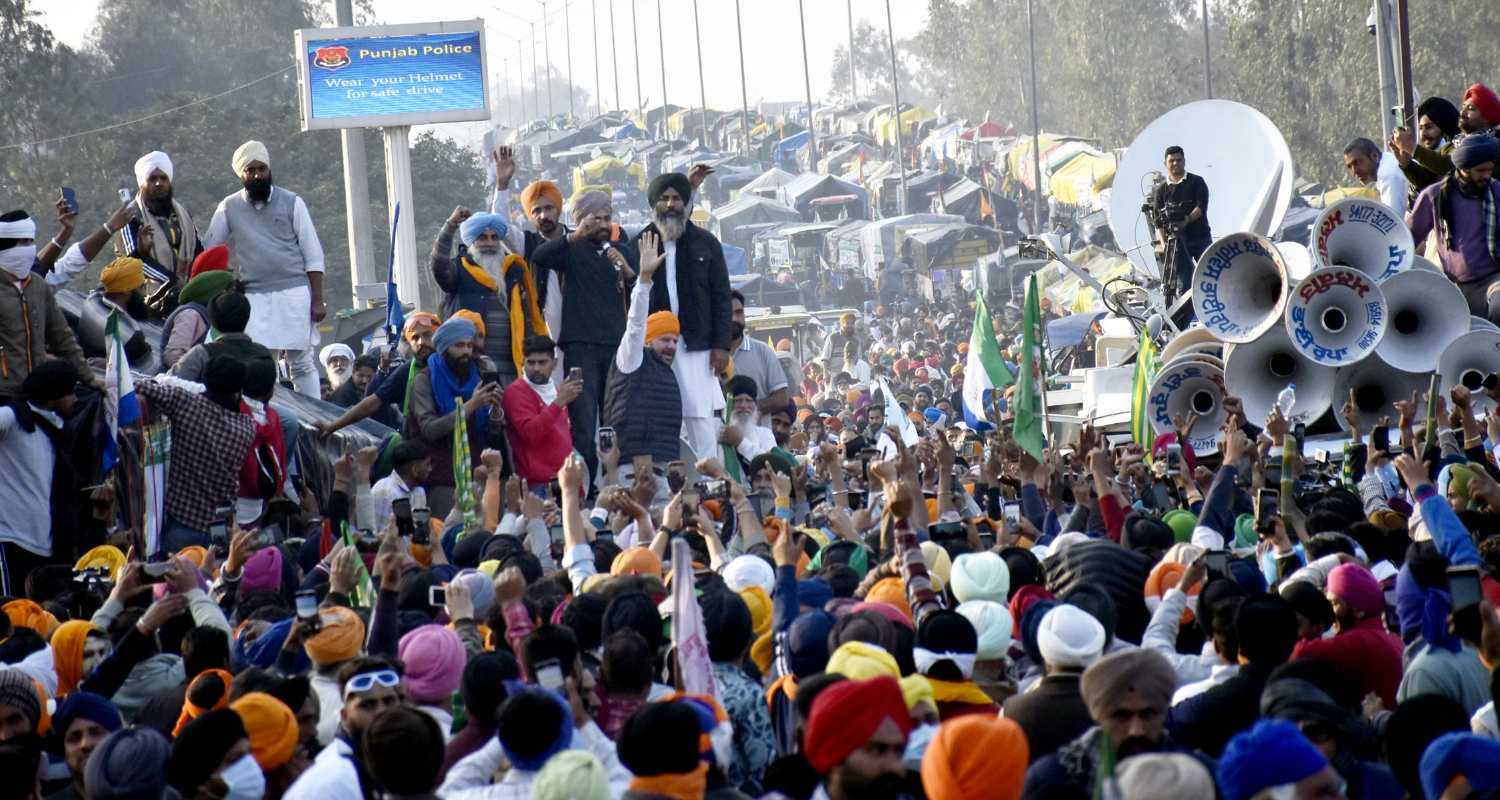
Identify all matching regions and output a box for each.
[1148,196,1500,456]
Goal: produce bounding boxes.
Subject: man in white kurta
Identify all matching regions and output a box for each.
[203,140,326,397]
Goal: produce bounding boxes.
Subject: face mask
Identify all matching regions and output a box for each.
[219,754,265,800]
[0,245,36,280]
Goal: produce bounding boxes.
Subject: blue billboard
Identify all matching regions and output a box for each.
[296,22,490,130]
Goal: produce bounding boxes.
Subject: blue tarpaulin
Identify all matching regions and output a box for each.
[1045,311,1105,350]
[723,242,747,275]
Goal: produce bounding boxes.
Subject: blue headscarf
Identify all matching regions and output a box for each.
[429,318,490,429]
[459,213,508,247]
[1421,589,1463,654]
[234,617,309,673]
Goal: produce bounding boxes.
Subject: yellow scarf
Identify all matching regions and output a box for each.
[460,254,548,373]
[927,677,996,706]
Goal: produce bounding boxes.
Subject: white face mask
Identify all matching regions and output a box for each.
[0,245,36,280]
[219,754,266,800]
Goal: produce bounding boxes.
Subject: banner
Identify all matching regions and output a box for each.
[1130,326,1160,448]
[671,539,716,697]
[452,393,477,533]
[141,421,170,558]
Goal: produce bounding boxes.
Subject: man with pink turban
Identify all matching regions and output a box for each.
[1291,563,1403,708]
[397,625,466,740]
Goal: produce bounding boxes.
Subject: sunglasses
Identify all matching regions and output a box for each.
[343,669,401,699]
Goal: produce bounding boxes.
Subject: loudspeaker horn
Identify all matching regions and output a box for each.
[1373,268,1470,372]
[1311,196,1414,282]
[1160,327,1219,364]
[1285,266,1388,366]
[1439,331,1500,415]
[1164,351,1225,372]
[1224,326,1337,426]
[1147,358,1227,456]
[1473,317,1500,334]
[1192,232,1290,343]
[1277,240,1314,281]
[1331,354,1431,432]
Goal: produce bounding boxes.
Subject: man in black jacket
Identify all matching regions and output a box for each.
[633,172,732,461]
[530,191,637,476]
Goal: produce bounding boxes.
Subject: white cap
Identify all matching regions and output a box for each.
[1036,604,1106,669]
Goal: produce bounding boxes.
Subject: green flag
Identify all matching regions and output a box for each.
[961,288,1015,430]
[339,522,377,608]
[1013,273,1047,460]
[1130,325,1161,448]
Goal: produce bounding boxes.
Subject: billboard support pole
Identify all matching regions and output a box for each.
[382,126,425,311]
[334,0,377,308]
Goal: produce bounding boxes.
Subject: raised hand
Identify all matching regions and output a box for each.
[491,145,516,188]
[638,230,664,280]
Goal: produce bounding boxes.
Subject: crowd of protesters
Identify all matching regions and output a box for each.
[2,106,1500,800]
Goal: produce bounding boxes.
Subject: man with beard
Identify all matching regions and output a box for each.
[1290,561,1402,709]
[634,173,732,462]
[502,335,582,485]
[203,140,327,398]
[405,317,505,518]
[431,207,548,386]
[489,148,567,342]
[330,354,378,409]
[1394,83,1500,181]
[1407,135,1500,325]
[1022,649,1189,800]
[47,692,123,800]
[112,151,202,292]
[319,343,356,394]
[729,290,789,415]
[726,376,776,462]
[532,191,636,477]
[315,313,439,437]
[604,231,682,475]
[803,675,915,800]
[820,313,866,362]
[1392,96,1463,198]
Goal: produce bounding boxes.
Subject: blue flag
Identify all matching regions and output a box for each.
[386,201,404,339]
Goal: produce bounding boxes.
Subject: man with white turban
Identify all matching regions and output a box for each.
[203,140,327,397]
[429,204,547,387]
[319,343,356,390]
[113,150,202,290]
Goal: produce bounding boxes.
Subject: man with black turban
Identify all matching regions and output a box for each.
[1407,134,1500,324]
[1393,96,1463,197]
[632,172,733,461]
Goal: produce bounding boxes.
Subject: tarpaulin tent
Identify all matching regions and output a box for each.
[900,223,1002,272]
[778,173,871,221]
[935,178,992,223]
[774,131,811,169]
[722,242,748,276]
[960,121,1013,140]
[918,122,965,163]
[710,195,803,250]
[819,141,881,176]
[742,167,798,200]
[879,106,935,146]
[571,154,647,196]
[858,213,965,277]
[1047,151,1117,207]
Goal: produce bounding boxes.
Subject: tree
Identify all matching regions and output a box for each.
[829,21,924,107]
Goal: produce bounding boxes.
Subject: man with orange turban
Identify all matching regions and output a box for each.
[487,146,568,343]
[921,716,1028,800]
[803,675,913,799]
[603,233,684,475]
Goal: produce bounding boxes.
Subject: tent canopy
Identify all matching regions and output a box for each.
[710,195,803,248]
[779,172,870,221]
[960,121,1013,140]
[571,155,647,196]
[742,166,798,199]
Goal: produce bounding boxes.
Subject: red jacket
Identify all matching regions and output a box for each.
[501,378,572,483]
[1291,616,1403,709]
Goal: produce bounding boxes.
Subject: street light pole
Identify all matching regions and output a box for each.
[609,0,622,112]
[1200,0,1212,98]
[884,0,906,214]
[540,5,554,121]
[692,0,708,148]
[517,40,528,122]
[530,22,541,122]
[735,0,751,155]
[563,0,574,118]
[631,0,643,121]
[847,0,857,101]
[592,0,602,115]
[798,0,816,170]
[1025,0,1044,233]
[657,0,668,147]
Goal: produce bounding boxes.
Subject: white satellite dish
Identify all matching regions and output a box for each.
[1107,100,1296,281]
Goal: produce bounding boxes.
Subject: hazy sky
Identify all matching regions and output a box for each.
[37,0,930,112]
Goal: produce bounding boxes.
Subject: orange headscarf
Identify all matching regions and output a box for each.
[173,668,234,737]
[3,600,59,639]
[921,716,1029,800]
[50,621,99,697]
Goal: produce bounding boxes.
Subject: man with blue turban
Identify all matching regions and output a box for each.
[404,315,506,517]
[430,204,548,386]
[1408,134,1500,325]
